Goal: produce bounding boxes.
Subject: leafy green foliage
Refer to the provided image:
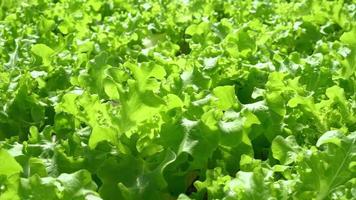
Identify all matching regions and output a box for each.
[0,0,355,199]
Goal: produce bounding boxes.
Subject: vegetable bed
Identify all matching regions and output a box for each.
[0,0,355,199]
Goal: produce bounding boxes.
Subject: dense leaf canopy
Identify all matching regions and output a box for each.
[0,0,355,199]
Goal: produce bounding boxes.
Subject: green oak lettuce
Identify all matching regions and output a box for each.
[0,0,355,200]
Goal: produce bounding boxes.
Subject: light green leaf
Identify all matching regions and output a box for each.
[89,126,118,149]
[31,44,55,65]
[272,136,300,165]
[212,85,239,110]
[0,149,22,176]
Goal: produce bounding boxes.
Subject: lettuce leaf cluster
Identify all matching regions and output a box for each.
[0,0,355,199]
